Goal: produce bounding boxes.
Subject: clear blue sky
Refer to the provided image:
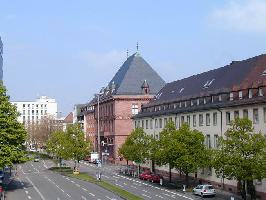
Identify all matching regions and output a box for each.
[1,0,266,116]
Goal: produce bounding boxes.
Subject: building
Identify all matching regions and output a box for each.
[133,54,266,198]
[83,52,165,162]
[63,112,73,131]
[0,36,3,81]
[12,96,58,124]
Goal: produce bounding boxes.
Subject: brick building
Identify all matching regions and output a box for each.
[83,52,165,162]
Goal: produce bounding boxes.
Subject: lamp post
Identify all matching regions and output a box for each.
[96,90,104,157]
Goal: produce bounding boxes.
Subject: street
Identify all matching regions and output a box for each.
[76,161,237,200]
[5,160,122,200]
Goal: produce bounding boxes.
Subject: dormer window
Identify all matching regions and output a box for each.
[259,87,263,97]
[219,95,222,102]
[184,101,187,107]
[179,88,184,93]
[262,70,266,76]
[229,92,234,101]
[203,79,215,88]
[191,100,194,106]
[203,98,206,104]
[211,96,214,103]
[239,91,243,99]
[197,99,200,105]
[179,102,182,108]
[248,89,253,98]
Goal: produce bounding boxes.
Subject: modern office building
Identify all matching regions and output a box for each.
[133,54,266,198]
[12,96,58,124]
[0,36,3,81]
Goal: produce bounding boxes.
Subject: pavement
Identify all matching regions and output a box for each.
[4,159,122,200]
[75,160,241,200]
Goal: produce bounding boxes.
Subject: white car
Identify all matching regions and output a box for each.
[192,184,216,197]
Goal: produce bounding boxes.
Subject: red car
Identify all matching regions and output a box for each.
[147,174,163,183]
[139,171,152,180]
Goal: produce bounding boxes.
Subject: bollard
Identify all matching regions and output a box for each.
[182,185,186,192]
[160,178,163,186]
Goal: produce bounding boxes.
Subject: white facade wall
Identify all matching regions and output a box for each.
[12,96,58,124]
[134,103,266,193]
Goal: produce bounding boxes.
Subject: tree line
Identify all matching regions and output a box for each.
[119,118,266,200]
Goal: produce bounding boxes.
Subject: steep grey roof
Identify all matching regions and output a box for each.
[108,53,165,95]
[147,54,266,106]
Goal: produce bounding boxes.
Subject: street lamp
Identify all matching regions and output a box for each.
[96,89,104,157]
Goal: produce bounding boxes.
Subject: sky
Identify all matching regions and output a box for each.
[1,0,266,116]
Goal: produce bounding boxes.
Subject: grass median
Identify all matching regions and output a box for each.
[50,167,143,200]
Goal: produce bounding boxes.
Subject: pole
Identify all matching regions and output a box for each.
[97,94,100,153]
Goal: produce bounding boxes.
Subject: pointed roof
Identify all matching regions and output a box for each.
[64,112,73,123]
[108,53,165,95]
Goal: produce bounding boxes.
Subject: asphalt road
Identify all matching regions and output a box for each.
[5,160,122,200]
[76,161,235,200]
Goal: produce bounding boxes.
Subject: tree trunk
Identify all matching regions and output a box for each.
[126,160,128,166]
[185,172,189,187]
[151,160,155,172]
[241,180,247,200]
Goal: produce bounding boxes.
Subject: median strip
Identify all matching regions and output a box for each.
[49,167,143,200]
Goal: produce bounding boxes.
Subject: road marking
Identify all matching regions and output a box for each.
[89,193,95,196]
[57,198,60,200]
[26,176,46,200]
[66,193,71,198]
[155,194,164,199]
[131,186,137,189]
[25,190,29,194]
[82,188,87,191]
[81,196,87,200]
[28,195,32,199]
[142,194,152,199]
[115,183,124,188]
[75,183,80,187]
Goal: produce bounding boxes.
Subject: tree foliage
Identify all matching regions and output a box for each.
[118,128,153,164]
[212,118,266,198]
[0,84,27,168]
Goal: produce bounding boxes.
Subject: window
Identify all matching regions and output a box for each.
[264,108,266,123]
[181,116,185,125]
[142,120,144,128]
[234,110,239,119]
[28,110,30,115]
[248,89,252,98]
[253,109,259,124]
[243,109,249,119]
[197,99,200,105]
[159,118,162,128]
[206,113,210,126]
[131,104,138,115]
[135,121,137,128]
[258,87,263,96]
[44,110,47,114]
[175,117,178,128]
[187,115,190,126]
[146,120,149,129]
[203,98,206,104]
[211,96,214,103]
[218,95,222,102]
[23,104,25,108]
[214,135,219,148]
[28,104,30,108]
[199,114,203,126]
[193,115,196,127]
[41,110,43,115]
[206,135,211,149]
[36,110,39,115]
[229,92,233,101]
[191,100,193,106]
[213,112,217,126]
[239,91,243,99]
[32,116,34,121]
[226,112,231,125]
[36,104,39,108]
[32,110,34,115]
[155,119,158,128]
[164,118,167,127]
[150,120,153,129]
[23,110,25,115]
[23,116,25,122]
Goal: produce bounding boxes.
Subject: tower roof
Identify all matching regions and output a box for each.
[108,53,165,95]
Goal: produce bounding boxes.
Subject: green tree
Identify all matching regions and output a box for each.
[46,130,70,167]
[0,84,27,168]
[154,121,179,182]
[119,128,153,173]
[174,123,207,185]
[212,118,266,200]
[65,124,91,171]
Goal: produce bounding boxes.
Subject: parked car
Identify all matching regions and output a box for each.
[139,171,152,180]
[192,184,216,197]
[34,156,40,162]
[147,174,163,183]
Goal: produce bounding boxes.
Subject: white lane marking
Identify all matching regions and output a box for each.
[28,196,32,199]
[82,188,87,191]
[26,176,46,200]
[75,183,80,187]
[89,193,95,197]
[155,194,164,199]
[131,186,137,189]
[115,183,124,188]
[163,193,171,197]
[81,196,87,200]
[142,189,148,193]
[25,190,29,194]
[66,193,71,198]
[57,198,60,200]
[142,193,152,199]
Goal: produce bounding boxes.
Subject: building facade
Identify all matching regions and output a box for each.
[12,96,58,124]
[82,52,165,162]
[0,36,3,81]
[134,54,266,198]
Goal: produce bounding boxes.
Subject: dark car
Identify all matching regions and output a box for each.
[0,185,3,199]
[147,174,163,183]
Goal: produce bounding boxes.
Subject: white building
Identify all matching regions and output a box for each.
[133,54,266,199]
[12,96,58,124]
